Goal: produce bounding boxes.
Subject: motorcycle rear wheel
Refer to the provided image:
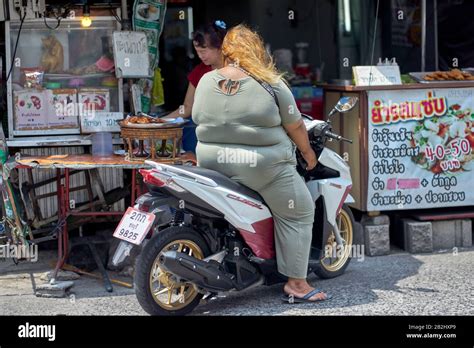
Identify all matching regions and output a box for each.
[135,226,210,316]
[313,205,354,279]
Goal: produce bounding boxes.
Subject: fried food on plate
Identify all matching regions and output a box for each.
[123,116,167,125]
[423,69,474,81]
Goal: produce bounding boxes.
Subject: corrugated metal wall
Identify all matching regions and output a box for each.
[18,146,125,221]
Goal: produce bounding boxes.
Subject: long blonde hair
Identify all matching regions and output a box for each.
[221,24,283,85]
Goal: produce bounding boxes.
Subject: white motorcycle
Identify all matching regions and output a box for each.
[112,96,359,315]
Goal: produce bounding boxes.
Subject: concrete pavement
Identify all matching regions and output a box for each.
[0,247,473,316]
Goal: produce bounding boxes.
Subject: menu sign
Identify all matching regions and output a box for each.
[353,66,402,86]
[80,112,123,133]
[367,88,474,211]
[113,31,151,78]
[14,90,49,129]
[14,89,79,130]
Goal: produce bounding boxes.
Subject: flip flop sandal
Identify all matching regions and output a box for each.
[281,288,332,304]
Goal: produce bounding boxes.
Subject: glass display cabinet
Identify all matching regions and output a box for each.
[5,17,124,142]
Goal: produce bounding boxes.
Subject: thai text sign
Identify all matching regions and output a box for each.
[367,88,474,211]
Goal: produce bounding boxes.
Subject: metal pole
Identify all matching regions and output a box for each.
[434,0,439,70]
[421,0,426,72]
[121,0,128,20]
[121,0,129,29]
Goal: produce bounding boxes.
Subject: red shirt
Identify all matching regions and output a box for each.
[188,62,213,88]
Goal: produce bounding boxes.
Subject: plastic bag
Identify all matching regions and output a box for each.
[21,67,44,89]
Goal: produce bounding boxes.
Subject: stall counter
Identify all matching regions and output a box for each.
[322,82,474,212]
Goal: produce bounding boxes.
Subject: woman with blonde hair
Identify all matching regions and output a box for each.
[192,24,330,302]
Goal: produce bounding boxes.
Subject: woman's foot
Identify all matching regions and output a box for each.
[283,279,328,301]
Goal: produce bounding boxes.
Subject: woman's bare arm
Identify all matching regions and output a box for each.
[284,119,317,170]
[166,83,196,119]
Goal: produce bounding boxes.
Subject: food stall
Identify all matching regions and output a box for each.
[322,70,474,213]
[0,0,191,287]
[3,11,128,218]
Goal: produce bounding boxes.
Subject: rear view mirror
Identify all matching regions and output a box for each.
[328,96,359,120]
[335,97,358,113]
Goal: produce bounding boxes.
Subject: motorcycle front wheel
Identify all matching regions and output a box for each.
[313,205,355,279]
[134,226,210,316]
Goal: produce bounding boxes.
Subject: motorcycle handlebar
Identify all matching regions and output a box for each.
[324,130,353,144]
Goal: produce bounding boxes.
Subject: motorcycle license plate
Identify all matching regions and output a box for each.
[113,207,156,245]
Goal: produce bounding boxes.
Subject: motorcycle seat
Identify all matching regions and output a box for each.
[175,165,265,203]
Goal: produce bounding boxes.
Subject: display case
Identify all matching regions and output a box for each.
[5,17,124,141]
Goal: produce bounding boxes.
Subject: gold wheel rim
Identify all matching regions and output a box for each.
[321,209,353,272]
[149,239,204,310]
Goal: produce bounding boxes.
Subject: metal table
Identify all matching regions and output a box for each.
[13,154,172,289]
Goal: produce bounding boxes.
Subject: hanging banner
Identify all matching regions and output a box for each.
[132,0,167,70]
[367,88,474,211]
[133,0,167,112]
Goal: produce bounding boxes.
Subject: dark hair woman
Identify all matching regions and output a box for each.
[166,20,227,153]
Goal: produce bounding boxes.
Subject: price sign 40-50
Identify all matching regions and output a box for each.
[425,139,471,161]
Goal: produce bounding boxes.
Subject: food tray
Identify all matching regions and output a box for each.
[409,71,474,84]
[119,118,186,129]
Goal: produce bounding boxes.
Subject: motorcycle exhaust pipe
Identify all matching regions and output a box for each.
[159,251,236,292]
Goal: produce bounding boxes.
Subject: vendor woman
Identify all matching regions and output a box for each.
[166,20,227,153]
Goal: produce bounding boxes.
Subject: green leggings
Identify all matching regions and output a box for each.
[197,142,315,278]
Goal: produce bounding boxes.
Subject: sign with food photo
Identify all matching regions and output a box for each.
[78,89,110,113]
[367,88,474,211]
[14,90,50,130]
[49,89,80,128]
[14,89,81,131]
